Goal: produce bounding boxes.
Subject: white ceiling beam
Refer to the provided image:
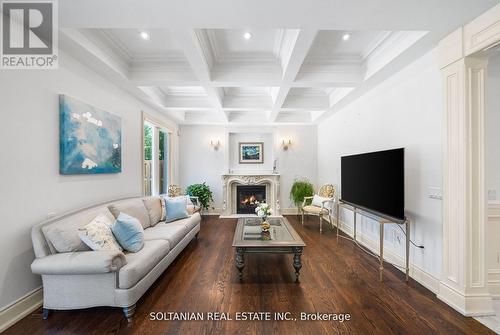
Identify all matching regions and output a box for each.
[173,29,228,122]
[129,71,199,86]
[137,86,167,106]
[60,29,185,123]
[269,29,317,122]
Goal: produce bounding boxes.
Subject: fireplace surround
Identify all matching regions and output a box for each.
[221,173,280,217]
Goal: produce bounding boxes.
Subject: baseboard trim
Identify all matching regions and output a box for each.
[202,208,222,216]
[281,208,300,215]
[325,217,440,294]
[487,269,500,299]
[0,287,43,333]
[437,281,495,316]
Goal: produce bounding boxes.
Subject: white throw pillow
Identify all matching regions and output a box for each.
[311,195,331,209]
[79,214,122,251]
[160,197,167,221]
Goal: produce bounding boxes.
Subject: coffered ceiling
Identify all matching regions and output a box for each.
[58,0,500,125]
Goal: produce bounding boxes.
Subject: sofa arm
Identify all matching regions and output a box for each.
[31,250,127,275]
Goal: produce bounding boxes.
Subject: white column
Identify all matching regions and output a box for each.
[438,55,494,316]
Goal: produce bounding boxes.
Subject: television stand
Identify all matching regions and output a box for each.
[336,200,410,282]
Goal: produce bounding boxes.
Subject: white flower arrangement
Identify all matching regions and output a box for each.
[255,201,272,218]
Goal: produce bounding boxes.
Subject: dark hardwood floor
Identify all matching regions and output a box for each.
[5,216,494,335]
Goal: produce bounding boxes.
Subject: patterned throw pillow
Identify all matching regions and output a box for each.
[160,197,167,221]
[79,214,122,251]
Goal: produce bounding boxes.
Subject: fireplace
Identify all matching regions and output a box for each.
[236,185,266,214]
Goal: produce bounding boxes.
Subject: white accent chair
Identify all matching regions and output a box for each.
[301,184,336,233]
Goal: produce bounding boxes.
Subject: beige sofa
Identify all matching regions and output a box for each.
[30,196,201,321]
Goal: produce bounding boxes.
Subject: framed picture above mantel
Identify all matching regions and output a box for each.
[239,142,264,164]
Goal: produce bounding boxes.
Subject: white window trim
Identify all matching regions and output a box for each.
[142,112,173,196]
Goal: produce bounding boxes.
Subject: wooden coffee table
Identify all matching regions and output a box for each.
[232,216,306,282]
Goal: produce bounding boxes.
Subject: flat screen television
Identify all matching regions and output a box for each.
[341,148,405,221]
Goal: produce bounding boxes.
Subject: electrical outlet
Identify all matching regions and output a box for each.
[428,187,443,200]
[488,189,497,201]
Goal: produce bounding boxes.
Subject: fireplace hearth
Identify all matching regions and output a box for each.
[237,185,266,214]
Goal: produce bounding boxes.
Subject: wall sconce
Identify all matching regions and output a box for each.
[210,139,221,150]
[281,139,292,151]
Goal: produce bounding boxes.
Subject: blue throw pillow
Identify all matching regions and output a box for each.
[165,198,189,223]
[111,213,144,252]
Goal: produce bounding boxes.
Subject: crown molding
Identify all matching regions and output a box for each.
[97,29,133,62]
[195,29,216,68]
[363,31,428,79]
[361,31,392,61]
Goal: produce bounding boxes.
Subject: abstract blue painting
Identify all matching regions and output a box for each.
[59,95,121,174]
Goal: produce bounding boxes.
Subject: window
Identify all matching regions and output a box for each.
[158,130,169,195]
[143,115,172,196]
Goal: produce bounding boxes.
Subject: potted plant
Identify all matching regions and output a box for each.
[290,178,314,210]
[185,182,214,213]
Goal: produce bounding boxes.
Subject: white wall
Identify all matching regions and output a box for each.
[486,52,500,201]
[179,125,317,211]
[229,132,274,173]
[486,52,500,289]
[317,48,443,279]
[0,52,178,310]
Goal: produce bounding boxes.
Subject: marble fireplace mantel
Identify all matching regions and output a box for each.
[220,173,281,218]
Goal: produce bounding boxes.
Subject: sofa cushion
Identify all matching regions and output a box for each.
[108,198,151,229]
[118,239,170,289]
[303,205,329,215]
[142,196,162,226]
[143,223,188,248]
[42,207,114,253]
[174,213,201,232]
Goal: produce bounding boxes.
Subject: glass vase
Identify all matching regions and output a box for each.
[260,215,270,232]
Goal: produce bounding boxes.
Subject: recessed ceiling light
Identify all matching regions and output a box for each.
[342,33,351,41]
[139,31,150,40]
[243,32,252,40]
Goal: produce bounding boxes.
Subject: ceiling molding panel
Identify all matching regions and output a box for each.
[57,0,494,127]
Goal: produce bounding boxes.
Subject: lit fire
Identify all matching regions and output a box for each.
[240,195,257,206]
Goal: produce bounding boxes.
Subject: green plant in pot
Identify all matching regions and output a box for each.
[186,182,214,212]
[290,178,314,210]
